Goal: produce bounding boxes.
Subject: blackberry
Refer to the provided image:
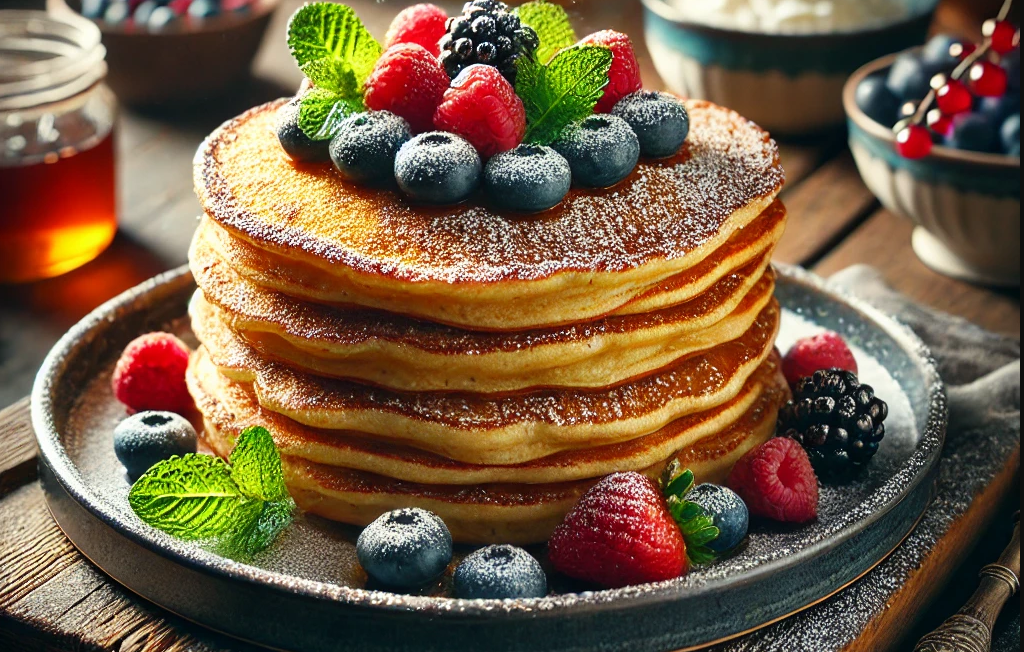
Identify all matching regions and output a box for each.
[777,369,888,480]
[439,0,539,84]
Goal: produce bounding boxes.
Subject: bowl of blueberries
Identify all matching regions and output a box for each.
[73,0,278,106]
[641,0,939,135]
[845,27,1020,287]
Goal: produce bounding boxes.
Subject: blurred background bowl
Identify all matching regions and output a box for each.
[70,0,279,107]
[641,0,938,134]
[844,51,1020,287]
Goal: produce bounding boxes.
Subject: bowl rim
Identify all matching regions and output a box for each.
[81,0,279,36]
[843,49,1021,169]
[640,0,938,39]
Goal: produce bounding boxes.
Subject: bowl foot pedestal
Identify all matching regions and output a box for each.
[911,227,1020,288]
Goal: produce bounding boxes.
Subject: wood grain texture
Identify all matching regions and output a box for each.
[814,209,1021,336]
[0,398,37,498]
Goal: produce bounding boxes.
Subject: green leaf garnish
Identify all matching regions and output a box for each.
[286,2,382,140]
[515,0,577,64]
[515,44,613,145]
[128,426,294,559]
[660,461,728,565]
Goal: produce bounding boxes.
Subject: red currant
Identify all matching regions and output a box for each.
[968,60,1008,97]
[949,42,976,60]
[983,19,1019,55]
[895,125,932,159]
[936,80,972,115]
[926,108,954,137]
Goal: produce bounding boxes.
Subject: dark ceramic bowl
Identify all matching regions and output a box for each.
[31,264,946,652]
[843,51,1020,286]
[71,0,278,106]
[641,0,937,134]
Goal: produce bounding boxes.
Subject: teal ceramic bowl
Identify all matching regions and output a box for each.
[843,51,1020,286]
[641,0,937,134]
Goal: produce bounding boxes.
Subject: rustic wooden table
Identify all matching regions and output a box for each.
[0,1,1019,650]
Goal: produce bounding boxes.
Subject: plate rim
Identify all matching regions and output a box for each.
[31,262,947,619]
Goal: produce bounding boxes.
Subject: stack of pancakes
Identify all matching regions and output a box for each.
[186,98,789,544]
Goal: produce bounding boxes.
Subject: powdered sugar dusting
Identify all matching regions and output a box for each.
[195,99,783,285]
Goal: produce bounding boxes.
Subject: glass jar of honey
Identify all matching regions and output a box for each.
[1,9,117,283]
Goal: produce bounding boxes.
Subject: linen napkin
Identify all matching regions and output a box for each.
[713,264,1021,652]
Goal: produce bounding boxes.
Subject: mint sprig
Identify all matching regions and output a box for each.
[660,462,722,566]
[516,0,577,64]
[128,426,294,560]
[515,44,612,145]
[286,2,383,140]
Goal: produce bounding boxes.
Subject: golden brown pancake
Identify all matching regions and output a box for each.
[194,299,781,464]
[191,231,776,392]
[194,99,784,330]
[190,345,784,484]
[194,359,786,544]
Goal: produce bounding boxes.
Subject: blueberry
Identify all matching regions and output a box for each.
[394,132,482,204]
[329,111,411,185]
[80,0,108,19]
[274,97,330,162]
[133,0,158,24]
[886,53,931,100]
[686,483,748,553]
[921,34,959,72]
[187,0,221,19]
[945,112,999,153]
[147,5,177,30]
[114,411,197,481]
[453,545,546,599]
[611,90,689,158]
[1003,49,1020,93]
[356,508,452,587]
[483,144,570,212]
[552,115,639,187]
[977,93,1020,122]
[855,75,899,126]
[103,1,130,24]
[1000,114,1020,155]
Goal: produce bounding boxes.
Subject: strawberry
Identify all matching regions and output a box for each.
[433,64,526,158]
[728,438,819,523]
[548,472,687,588]
[384,3,448,57]
[579,30,643,113]
[364,44,451,134]
[781,331,858,390]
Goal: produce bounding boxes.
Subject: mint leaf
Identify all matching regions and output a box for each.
[217,499,294,560]
[299,87,365,140]
[516,1,577,63]
[287,2,382,88]
[300,58,360,97]
[229,426,289,502]
[515,44,612,145]
[128,454,253,540]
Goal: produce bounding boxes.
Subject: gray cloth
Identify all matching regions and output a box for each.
[716,265,1021,651]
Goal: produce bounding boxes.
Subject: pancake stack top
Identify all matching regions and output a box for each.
[187,95,789,544]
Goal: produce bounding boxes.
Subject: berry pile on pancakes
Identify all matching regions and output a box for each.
[185,95,788,544]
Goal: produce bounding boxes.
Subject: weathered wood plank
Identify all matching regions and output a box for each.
[0,398,36,497]
[774,153,878,267]
[814,209,1021,336]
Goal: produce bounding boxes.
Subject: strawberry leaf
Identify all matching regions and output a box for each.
[516,0,577,63]
[515,44,612,145]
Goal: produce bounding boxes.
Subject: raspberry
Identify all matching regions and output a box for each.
[384,4,448,57]
[728,438,818,523]
[781,331,857,390]
[579,30,642,113]
[112,333,192,415]
[364,44,451,134]
[548,472,687,588]
[433,64,525,157]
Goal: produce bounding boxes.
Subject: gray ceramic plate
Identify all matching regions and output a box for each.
[32,263,946,652]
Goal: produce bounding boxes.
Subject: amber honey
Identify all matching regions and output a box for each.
[0,131,117,283]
